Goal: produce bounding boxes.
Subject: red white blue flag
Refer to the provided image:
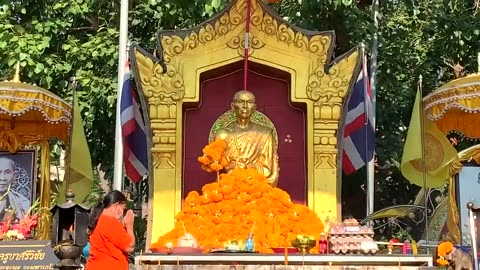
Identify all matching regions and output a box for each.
[120,59,149,183]
[342,54,375,175]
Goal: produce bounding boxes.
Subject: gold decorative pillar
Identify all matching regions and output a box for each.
[37,140,52,240]
[305,53,359,225]
[132,0,360,244]
[311,105,345,225]
[134,53,186,241]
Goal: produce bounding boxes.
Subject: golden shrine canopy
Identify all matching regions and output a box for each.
[424,73,480,139]
[0,76,72,151]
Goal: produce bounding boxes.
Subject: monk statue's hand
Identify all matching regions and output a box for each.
[123,210,135,229]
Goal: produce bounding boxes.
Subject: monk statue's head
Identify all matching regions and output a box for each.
[0,157,15,195]
[231,90,257,121]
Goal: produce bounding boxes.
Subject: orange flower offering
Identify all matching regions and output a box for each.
[151,168,324,253]
[436,241,454,266]
[198,139,229,172]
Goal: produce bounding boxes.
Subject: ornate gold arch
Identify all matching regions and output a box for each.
[131,0,360,244]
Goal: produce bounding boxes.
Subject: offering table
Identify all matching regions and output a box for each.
[135,254,433,270]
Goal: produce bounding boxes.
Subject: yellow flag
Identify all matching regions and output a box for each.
[58,97,94,203]
[401,89,457,188]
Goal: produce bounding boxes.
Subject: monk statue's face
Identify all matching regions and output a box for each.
[231,91,257,120]
[0,158,14,194]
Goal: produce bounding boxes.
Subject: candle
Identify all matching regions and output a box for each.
[284,246,288,265]
[68,225,74,240]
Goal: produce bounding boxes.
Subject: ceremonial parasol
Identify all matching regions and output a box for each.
[0,64,72,240]
[424,72,480,139]
[0,67,71,151]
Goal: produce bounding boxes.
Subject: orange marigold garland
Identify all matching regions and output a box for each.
[151,168,324,253]
[198,139,229,172]
[436,241,454,266]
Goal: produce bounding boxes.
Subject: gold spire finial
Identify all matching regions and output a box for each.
[12,62,20,82]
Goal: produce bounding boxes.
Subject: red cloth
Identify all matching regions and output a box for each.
[85,215,132,270]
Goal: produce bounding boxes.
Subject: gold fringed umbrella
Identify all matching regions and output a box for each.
[424,73,480,139]
[0,64,72,240]
[0,77,71,148]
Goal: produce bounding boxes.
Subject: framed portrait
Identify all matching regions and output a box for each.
[0,150,37,221]
[456,163,480,246]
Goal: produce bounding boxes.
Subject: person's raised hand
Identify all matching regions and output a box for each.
[123,210,135,228]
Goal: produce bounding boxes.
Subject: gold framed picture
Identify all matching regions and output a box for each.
[0,149,37,222]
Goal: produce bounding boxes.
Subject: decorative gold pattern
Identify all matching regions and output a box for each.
[132,0,359,243]
[428,199,448,241]
[134,50,179,163]
[424,73,480,139]
[135,51,185,102]
[307,53,358,102]
[424,73,480,116]
[159,0,332,63]
[226,34,266,56]
[0,83,72,143]
[314,152,337,169]
[152,152,175,169]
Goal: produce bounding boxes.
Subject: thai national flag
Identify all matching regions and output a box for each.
[341,54,375,175]
[120,59,149,183]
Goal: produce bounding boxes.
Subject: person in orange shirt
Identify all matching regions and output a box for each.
[85,190,135,270]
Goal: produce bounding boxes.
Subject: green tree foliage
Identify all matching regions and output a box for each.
[0,0,209,176]
[0,0,478,217]
[1,0,119,177]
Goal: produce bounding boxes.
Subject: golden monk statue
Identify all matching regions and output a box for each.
[215,90,279,186]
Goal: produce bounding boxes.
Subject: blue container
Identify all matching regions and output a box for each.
[82,242,91,259]
[245,235,255,252]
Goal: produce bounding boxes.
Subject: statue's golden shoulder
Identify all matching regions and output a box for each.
[214,123,272,140]
[215,128,230,140]
[251,122,273,135]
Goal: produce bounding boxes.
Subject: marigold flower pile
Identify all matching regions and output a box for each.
[197,139,229,172]
[436,241,454,266]
[151,167,325,253]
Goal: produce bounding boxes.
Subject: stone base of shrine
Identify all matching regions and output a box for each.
[134,254,434,270]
